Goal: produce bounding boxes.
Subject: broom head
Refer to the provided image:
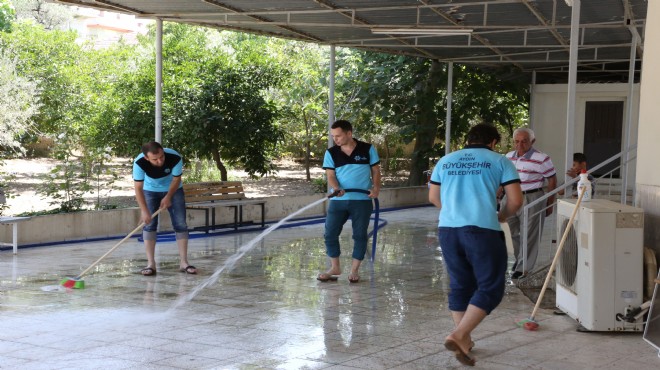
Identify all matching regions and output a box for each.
[60,277,85,289]
[516,317,540,331]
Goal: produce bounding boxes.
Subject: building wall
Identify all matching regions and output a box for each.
[530,83,640,187]
[67,7,150,48]
[636,0,660,257]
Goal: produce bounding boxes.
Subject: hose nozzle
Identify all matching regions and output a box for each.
[327,190,341,198]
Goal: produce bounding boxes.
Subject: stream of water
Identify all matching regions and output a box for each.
[168,196,328,311]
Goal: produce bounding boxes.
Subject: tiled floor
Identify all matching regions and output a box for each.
[0,206,658,369]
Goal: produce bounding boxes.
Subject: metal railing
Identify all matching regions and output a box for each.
[519,145,638,273]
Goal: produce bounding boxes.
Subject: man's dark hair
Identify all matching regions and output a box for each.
[465,123,501,145]
[142,141,164,156]
[331,120,353,132]
[573,152,587,163]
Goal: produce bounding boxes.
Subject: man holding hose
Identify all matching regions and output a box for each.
[429,124,522,366]
[133,141,196,276]
[317,120,381,284]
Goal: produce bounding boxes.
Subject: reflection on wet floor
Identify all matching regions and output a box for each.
[0,207,657,369]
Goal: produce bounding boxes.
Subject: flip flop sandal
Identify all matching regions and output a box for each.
[348,275,360,283]
[444,338,476,366]
[180,265,197,274]
[141,267,156,276]
[316,273,339,282]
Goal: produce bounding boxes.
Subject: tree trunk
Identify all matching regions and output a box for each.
[305,140,311,181]
[407,60,445,186]
[383,136,390,173]
[303,112,312,181]
[212,148,228,181]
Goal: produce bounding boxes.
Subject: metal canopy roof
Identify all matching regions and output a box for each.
[53,0,647,83]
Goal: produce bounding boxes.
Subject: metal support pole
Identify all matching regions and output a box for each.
[328,45,336,148]
[155,19,163,143]
[563,0,580,199]
[327,45,336,194]
[622,32,638,205]
[529,70,537,130]
[445,62,453,155]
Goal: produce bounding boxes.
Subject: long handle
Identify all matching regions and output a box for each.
[76,208,164,279]
[529,188,586,320]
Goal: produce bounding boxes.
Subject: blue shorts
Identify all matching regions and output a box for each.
[438,226,507,314]
[142,187,189,240]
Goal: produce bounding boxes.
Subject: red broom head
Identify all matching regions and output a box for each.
[523,321,539,331]
[61,279,76,288]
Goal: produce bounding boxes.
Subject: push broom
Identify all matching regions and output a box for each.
[517,187,586,331]
[60,208,164,289]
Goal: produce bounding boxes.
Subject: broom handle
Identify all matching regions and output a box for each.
[529,188,586,320]
[76,208,164,279]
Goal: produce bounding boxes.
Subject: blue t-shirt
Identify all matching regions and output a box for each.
[322,139,380,201]
[429,144,520,230]
[133,148,184,192]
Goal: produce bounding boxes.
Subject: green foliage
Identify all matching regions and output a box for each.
[0,52,39,154]
[39,132,91,212]
[267,41,329,160]
[341,51,529,184]
[100,23,285,180]
[38,130,118,212]
[1,15,532,209]
[0,22,82,137]
[0,164,15,215]
[451,65,530,147]
[311,175,327,193]
[185,158,226,183]
[12,0,72,30]
[0,0,15,32]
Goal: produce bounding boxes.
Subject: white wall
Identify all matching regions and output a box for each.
[635,0,660,256]
[637,2,660,187]
[530,83,640,187]
[1,187,429,248]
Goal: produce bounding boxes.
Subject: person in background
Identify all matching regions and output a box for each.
[502,127,557,279]
[429,123,523,366]
[133,141,196,276]
[317,120,381,284]
[559,152,595,197]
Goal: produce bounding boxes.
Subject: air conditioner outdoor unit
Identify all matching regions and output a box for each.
[555,198,644,331]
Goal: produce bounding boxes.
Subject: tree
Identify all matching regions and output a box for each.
[0,51,39,215]
[267,45,375,181]
[267,41,329,180]
[12,0,72,30]
[344,51,529,185]
[0,53,39,152]
[0,0,14,32]
[0,21,85,138]
[99,23,285,180]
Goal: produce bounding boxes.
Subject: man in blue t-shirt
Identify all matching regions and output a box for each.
[428,124,522,366]
[317,120,381,284]
[133,141,196,276]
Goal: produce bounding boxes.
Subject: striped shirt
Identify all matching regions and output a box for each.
[506,148,556,192]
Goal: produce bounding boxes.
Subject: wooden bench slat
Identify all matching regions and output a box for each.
[184,185,243,192]
[183,181,242,189]
[183,181,266,232]
[184,186,243,194]
[186,194,245,203]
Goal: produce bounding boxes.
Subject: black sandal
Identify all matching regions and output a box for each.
[140,267,156,276]
[180,265,197,274]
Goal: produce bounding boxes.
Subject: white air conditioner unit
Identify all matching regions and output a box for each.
[556,198,644,331]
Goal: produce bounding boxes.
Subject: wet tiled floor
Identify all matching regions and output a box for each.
[0,206,658,369]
